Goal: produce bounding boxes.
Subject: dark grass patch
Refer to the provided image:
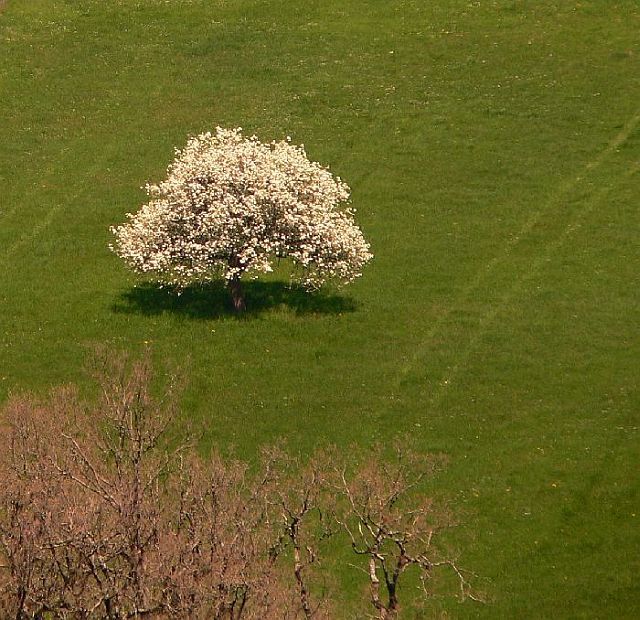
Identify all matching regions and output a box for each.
[113,281,357,319]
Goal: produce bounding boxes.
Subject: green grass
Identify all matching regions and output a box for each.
[1,0,639,616]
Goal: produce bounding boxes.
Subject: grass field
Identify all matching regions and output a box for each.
[1,0,639,616]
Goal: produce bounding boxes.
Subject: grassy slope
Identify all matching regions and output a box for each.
[1,0,639,616]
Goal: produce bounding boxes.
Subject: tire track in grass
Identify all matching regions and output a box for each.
[0,146,93,256]
[1,199,65,263]
[1,170,80,264]
[0,162,55,225]
[0,145,117,265]
[394,108,640,390]
[0,139,81,224]
[425,159,639,410]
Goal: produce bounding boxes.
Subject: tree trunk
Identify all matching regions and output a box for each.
[228,276,246,312]
[386,584,399,619]
[293,537,313,619]
[369,558,388,618]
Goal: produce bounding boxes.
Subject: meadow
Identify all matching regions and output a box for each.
[1,0,639,616]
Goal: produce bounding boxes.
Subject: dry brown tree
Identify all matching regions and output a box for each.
[0,349,186,618]
[333,442,481,619]
[0,350,328,619]
[168,449,298,619]
[0,350,479,619]
[262,447,335,620]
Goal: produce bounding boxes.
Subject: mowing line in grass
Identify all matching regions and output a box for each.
[394,107,640,390]
[427,158,640,408]
[1,201,65,263]
[0,158,59,227]
[584,108,640,171]
[0,139,121,264]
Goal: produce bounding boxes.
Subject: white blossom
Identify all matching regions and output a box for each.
[111,128,372,294]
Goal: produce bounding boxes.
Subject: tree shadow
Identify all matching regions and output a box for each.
[112,281,358,320]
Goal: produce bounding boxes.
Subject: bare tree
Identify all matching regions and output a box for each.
[0,350,323,619]
[333,442,481,619]
[168,451,284,619]
[0,351,479,619]
[0,349,186,619]
[263,447,335,619]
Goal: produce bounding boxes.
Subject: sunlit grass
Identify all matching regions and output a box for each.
[1,0,639,616]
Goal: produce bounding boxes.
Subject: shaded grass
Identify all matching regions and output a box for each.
[113,281,358,320]
[1,0,639,616]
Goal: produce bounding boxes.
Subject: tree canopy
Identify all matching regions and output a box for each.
[111,128,372,310]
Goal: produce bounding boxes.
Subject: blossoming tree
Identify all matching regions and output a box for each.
[111,128,373,311]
